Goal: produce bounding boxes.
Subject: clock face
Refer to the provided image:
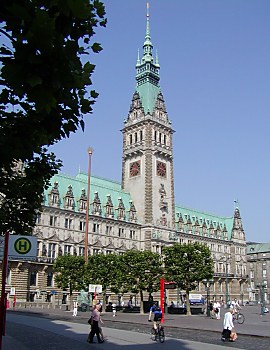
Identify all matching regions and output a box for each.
[130,161,141,177]
[156,161,166,177]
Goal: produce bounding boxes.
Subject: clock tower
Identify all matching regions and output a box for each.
[122,6,175,241]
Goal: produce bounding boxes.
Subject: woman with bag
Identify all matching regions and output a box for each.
[87,304,104,343]
[221,307,236,342]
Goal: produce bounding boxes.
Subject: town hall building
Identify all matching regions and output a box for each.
[4,8,248,306]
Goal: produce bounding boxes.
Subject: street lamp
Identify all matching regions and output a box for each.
[84,147,93,264]
[220,255,230,308]
[202,279,214,317]
[257,283,266,315]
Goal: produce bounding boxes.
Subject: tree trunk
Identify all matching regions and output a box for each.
[186,290,191,316]
[69,282,73,311]
[140,290,144,314]
[102,291,107,312]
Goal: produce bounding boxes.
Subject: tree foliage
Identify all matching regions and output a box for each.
[85,253,119,306]
[0,0,106,234]
[119,250,164,313]
[163,242,214,315]
[53,255,86,298]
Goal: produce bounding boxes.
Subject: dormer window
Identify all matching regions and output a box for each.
[48,182,59,207]
[78,189,87,212]
[64,185,75,210]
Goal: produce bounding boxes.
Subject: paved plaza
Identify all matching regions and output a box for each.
[2,304,270,349]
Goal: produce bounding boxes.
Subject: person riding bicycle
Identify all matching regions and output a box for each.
[148,302,157,321]
[230,298,241,314]
[153,305,162,333]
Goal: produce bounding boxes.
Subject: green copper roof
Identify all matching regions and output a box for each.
[44,172,133,219]
[175,204,234,240]
[247,243,270,254]
[135,9,161,114]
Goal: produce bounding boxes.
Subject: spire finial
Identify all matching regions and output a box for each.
[147,2,150,18]
[143,2,152,58]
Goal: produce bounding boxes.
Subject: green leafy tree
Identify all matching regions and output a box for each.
[85,253,119,307]
[53,255,86,307]
[163,242,214,316]
[0,0,106,234]
[120,250,164,313]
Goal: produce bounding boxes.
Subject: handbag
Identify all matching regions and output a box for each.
[88,315,93,325]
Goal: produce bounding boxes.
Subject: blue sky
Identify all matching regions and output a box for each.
[50,0,270,243]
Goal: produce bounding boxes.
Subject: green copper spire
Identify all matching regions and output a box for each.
[135,3,160,115]
[143,3,153,61]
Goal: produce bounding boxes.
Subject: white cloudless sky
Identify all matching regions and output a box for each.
[50,0,270,243]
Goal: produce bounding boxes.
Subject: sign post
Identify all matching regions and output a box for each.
[0,231,9,350]
[160,279,165,323]
[0,234,37,350]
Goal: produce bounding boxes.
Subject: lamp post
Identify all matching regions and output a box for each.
[202,279,214,317]
[220,254,230,308]
[84,147,93,264]
[257,283,266,315]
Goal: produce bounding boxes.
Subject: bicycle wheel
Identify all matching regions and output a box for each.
[151,328,157,341]
[159,329,165,343]
[237,313,245,324]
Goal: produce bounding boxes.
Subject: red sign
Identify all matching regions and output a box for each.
[160,278,165,323]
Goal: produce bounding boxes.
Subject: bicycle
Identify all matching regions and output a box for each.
[233,311,245,324]
[151,322,165,343]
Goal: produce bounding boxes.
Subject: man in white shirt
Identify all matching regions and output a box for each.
[221,308,234,342]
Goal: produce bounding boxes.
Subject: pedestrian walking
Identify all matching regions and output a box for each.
[221,307,236,342]
[87,304,104,343]
[213,300,221,320]
[112,302,117,317]
[73,301,78,316]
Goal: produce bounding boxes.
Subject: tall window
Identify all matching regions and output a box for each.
[79,247,85,256]
[48,243,56,259]
[64,245,71,255]
[79,221,86,231]
[65,218,72,229]
[93,223,100,233]
[118,228,124,237]
[30,271,37,286]
[36,213,41,224]
[6,267,11,285]
[47,272,53,287]
[106,225,112,235]
[49,216,57,226]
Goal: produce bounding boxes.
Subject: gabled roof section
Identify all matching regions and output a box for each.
[175,204,234,240]
[247,243,270,254]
